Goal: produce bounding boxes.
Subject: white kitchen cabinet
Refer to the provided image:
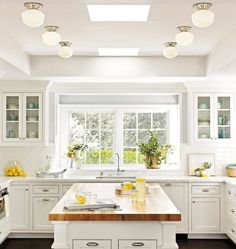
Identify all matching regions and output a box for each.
[118,240,157,249]
[191,197,220,233]
[160,183,188,233]
[3,92,43,143]
[193,93,234,142]
[73,240,111,249]
[33,197,59,231]
[10,185,30,231]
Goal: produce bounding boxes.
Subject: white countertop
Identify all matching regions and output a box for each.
[1,175,236,186]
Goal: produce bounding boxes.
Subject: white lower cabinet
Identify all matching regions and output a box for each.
[191,197,220,233]
[33,197,59,231]
[73,240,111,249]
[160,183,188,233]
[10,185,30,231]
[118,240,157,249]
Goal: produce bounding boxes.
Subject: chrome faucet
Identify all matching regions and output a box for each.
[115,152,124,175]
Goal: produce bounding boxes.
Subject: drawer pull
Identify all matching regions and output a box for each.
[231,228,235,233]
[42,198,50,202]
[132,242,145,247]
[231,209,235,214]
[164,183,171,187]
[202,189,210,192]
[228,190,231,195]
[42,189,49,192]
[86,242,99,247]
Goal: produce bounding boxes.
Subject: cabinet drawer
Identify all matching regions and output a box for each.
[226,185,236,203]
[73,240,111,249]
[118,240,157,249]
[62,185,72,195]
[191,185,220,195]
[226,201,236,223]
[33,185,59,194]
[227,220,236,243]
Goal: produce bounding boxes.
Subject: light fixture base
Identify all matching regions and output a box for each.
[24,2,43,10]
[164,42,177,47]
[44,25,60,32]
[59,41,72,47]
[177,26,192,32]
[193,2,212,10]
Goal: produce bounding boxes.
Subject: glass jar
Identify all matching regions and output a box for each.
[135,177,146,202]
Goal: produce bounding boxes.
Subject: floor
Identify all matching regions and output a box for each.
[0,239,235,249]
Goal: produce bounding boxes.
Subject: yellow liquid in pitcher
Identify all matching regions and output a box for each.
[136,178,146,202]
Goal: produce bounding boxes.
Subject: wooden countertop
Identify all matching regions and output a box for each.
[49,183,181,222]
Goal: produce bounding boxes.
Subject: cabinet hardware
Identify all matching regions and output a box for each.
[42,199,50,202]
[192,201,195,204]
[132,242,145,247]
[86,242,99,247]
[231,229,235,233]
[42,189,49,192]
[202,189,209,192]
[228,190,231,195]
[164,183,171,187]
[231,209,235,214]
[26,189,28,191]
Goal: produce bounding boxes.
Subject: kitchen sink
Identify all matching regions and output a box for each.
[96,175,136,180]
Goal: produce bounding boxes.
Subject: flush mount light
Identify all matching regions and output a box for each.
[175,26,194,46]
[87,5,150,22]
[42,26,61,46]
[98,48,139,56]
[163,42,178,59]
[58,42,73,58]
[192,2,215,28]
[21,2,45,28]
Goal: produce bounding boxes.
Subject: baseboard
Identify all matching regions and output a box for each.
[188,234,228,239]
[8,233,54,238]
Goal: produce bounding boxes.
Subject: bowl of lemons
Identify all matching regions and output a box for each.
[4,162,27,177]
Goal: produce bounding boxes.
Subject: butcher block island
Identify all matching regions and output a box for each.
[49,183,181,249]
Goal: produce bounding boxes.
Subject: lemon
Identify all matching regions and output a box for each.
[122,185,128,190]
[76,195,87,204]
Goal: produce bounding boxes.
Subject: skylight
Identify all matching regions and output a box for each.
[87,5,150,22]
[98,48,139,56]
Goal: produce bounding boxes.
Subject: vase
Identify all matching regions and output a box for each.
[145,157,161,169]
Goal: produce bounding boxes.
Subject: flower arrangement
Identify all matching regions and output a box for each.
[66,143,88,158]
[194,161,212,177]
[138,131,173,169]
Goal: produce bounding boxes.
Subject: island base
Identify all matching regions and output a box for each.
[51,221,178,249]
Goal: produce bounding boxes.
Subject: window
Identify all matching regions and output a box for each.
[58,105,180,169]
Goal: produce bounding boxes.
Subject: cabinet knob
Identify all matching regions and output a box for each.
[86,242,99,247]
[231,209,235,214]
[228,190,231,195]
[164,183,172,187]
[132,242,145,247]
[231,228,235,233]
[25,188,28,191]
[192,201,195,204]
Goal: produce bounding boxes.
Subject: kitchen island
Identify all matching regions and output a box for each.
[49,183,181,249]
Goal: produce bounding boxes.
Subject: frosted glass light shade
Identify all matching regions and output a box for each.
[192,2,215,28]
[21,8,45,28]
[42,26,61,46]
[58,42,73,58]
[175,26,194,46]
[163,42,178,59]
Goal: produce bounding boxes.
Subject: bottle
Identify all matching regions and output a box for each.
[136,177,146,202]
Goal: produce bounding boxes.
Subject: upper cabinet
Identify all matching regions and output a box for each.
[3,92,43,143]
[193,93,234,142]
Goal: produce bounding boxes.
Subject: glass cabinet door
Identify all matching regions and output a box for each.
[23,93,42,141]
[196,95,212,140]
[216,96,231,140]
[4,93,22,141]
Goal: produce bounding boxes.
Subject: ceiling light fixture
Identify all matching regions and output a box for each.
[163,42,178,59]
[42,26,61,46]
[21,2,45,28]
[87,5,150,22]
[192,2,215,28]
[175,26,194,46]
[58,42,73,58]
[98,48,139,56]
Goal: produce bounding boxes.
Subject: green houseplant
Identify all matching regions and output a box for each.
[138,131,173,169]
[66,143,88,158]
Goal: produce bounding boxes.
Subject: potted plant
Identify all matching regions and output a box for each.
[66,143,88,158]
[194,161,211,177]
[138,131,173,169]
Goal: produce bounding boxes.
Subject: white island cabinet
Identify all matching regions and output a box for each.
[49,183,181,249]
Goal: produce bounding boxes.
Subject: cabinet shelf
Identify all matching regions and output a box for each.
[197,109,210,111]
[218,109,230,111]
[26,121,39,123]
[6,121,19,123]
[26,108,39,111]
[6,109,19,111]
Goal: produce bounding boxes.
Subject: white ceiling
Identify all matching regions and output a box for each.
[0,0,236,56]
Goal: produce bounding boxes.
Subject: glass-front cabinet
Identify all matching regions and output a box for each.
[3,93,43,142]
[195,93,233,142]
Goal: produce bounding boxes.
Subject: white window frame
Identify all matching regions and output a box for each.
[57,104,180,170]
